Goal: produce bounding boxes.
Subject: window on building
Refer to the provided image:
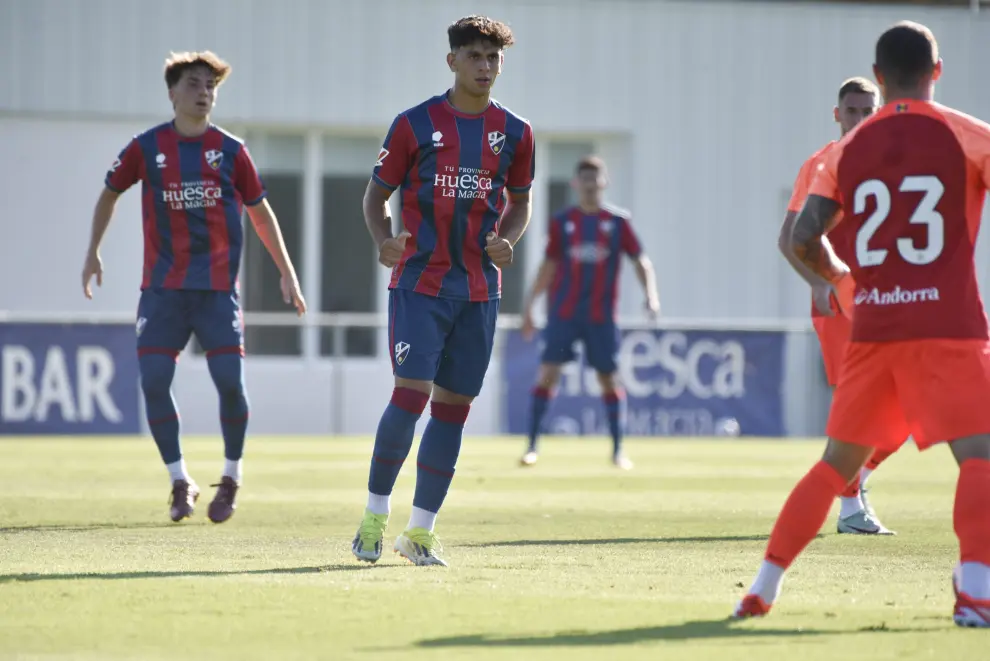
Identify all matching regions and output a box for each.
[240,134,305,356]
[320,137,379,357]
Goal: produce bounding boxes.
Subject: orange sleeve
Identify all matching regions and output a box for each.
[808,143,843,203]
[948,113,990,192]
[785,155,816,213]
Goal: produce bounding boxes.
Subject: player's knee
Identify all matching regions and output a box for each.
[822,438,873,482]
[206,354,245,398]
[139,354,177,397]
[596,371,619,393]
[950,434,990,465]
[536,364,562,389]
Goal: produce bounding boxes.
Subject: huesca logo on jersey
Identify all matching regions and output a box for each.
[854,285,940,306]
[162,180,223,210]
[434,166,493,200]
[569,243,611,264]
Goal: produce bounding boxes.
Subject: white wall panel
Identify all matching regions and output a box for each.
[2,1,989,320]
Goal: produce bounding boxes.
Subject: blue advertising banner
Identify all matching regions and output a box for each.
[502,328,785,437]
[0,323,140,435]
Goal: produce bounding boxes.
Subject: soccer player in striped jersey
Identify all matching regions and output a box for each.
[81,51,306,524]
[519,156,660,469]
[780,77,903,535]
[351,16,535,567]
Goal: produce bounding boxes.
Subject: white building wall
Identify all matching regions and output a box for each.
[2,0,989,435]
[2,0,989,319]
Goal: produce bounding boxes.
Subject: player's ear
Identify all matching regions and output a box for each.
[932,58,943,82]
[446,52,456,72]
[833,106,839,124]
[872,64,884,91]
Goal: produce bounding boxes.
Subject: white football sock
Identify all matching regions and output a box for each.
[366,492,390,516]
[839,495,865,518]
[223,459,242,482]
[860,467,875,489]
[960,562,990,600]
[748,560,786,605]
[166,459,191,484]
[408,506,437,532]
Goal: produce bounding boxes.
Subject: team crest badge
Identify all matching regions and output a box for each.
[394,341,410,365]
[895,103,909,113]
[488,131,506,155]
[205,149,223,170]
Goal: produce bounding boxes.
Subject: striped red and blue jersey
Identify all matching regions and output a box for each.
[105,122,266,291]
[372,93,536,302]
[545,206,643,323]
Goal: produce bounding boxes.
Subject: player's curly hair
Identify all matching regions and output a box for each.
[837,77,879,103]
[447,15,515,51]
[875,21,938,89]
[163,51,232,89]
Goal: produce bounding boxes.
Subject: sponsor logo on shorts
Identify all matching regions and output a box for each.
[394,341,410,365]
[136,317,147,337]
[854,286,940,306]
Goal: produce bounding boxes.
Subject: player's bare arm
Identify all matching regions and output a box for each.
[521,257,558,340]
[246,199,307,315]
[363,179,410,267]
[633,254,661,316]
[82,187,122,299]
[789,195,849,284]
[779,209,838,315]
[486,190,532,267]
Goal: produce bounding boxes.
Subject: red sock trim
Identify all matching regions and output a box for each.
[603,389,625,405]
[138,347,180,361]
[390,387,429,415]
[532,386,553,400]
[206,345,245,358]
[431,401,470,426]
[840,472,860,499]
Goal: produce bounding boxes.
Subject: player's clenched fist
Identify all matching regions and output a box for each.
[485,232,513,267]
[379,231,411,268]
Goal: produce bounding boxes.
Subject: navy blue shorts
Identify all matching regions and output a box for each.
[388,288,499,398]
[541,317,619,374]
[136,288,244,357]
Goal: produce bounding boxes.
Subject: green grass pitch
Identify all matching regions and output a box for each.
[0,435,984,660]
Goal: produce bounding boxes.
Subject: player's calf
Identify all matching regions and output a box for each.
[734,440,869,618]
[204,351,248,523]
[948,440,990,618]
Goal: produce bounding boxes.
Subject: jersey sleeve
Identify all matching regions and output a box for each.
[373,114,416,191]
[619,218,643,258]
[949,113,990,192]
[105,139,142,194]
[506,123,535,194]
[234,145,267,206]
[808,144,843,205]
[545,217,564,259]
[785,155,817,213]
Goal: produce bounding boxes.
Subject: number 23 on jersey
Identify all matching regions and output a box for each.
[854,175,945,268]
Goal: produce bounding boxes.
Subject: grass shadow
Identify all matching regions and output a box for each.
[0,522,179,534]
[0,564,397,583]
[462,534,782,548]
[415,618,938,648]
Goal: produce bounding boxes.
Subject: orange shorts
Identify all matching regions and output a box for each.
[826,339,990,452]
[812,314,852,387]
